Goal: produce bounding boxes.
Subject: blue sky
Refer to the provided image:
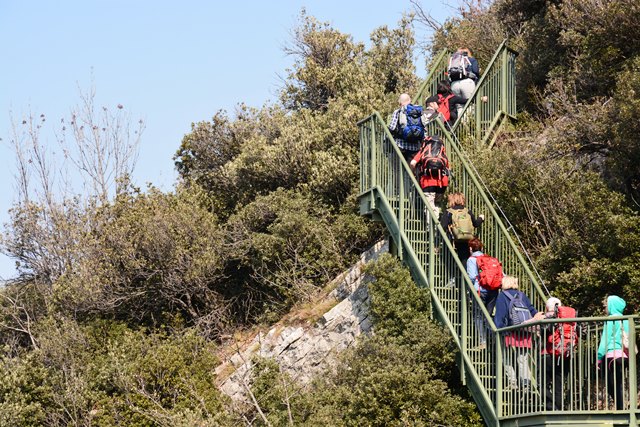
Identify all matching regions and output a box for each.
[0,0,451,279]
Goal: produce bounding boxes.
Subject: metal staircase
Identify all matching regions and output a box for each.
[357,43,639,426]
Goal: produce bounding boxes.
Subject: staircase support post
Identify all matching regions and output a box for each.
[398,169,404,260]
[501,48,508,116]
[370,123,377,211]
[428,219,435,290]
[496,335,503,419]
[461,284,467,385]
[629,320,638,425]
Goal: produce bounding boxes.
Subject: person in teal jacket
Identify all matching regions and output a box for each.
[596,295,629,410]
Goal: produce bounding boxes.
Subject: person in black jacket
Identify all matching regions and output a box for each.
[440,192,484,266]
[425,80,467,127]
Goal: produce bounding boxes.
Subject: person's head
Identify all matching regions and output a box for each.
[604,295,627,316]
[502,275,518,290]
[545,297,562,317]
[468,237,483,253]
[447,192,466,208]
[457,47,473,57]
[398,93,411,107]
[436,80,452,95]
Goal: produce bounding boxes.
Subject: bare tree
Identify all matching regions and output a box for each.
[0,85,144,348]
[411,0,444,34]
[61,85,144,202]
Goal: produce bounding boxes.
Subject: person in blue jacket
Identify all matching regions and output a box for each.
[494,276,543,390]
[466,237,497,349]
[597,295,630,410]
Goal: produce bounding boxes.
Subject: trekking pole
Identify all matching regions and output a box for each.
[444,119,551,295]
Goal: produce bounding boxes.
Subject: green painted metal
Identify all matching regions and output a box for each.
[357,110,640,426]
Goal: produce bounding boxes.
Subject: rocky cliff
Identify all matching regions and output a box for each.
[216,239,389,402]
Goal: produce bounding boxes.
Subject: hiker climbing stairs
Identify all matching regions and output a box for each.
[358,42,639,427]
[414,40,517,147]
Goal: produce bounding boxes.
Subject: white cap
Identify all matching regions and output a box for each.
[546,297,562,314]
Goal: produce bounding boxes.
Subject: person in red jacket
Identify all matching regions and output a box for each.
[410,135,450,218]
[540,297,576,411]
[425,80,467,127]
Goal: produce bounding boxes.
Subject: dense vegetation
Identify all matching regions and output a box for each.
[1,0,639,424]
[423,0,640,314]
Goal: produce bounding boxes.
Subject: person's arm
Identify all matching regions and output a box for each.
[494,294,507,328]
[470,58,480,78]
[440,210,451,232]
[467,257,479,291]
[410,149,421,172]
[468,210,484,228]
[597,323,608,361]
[388,109,399,133]
[522,293,539,317]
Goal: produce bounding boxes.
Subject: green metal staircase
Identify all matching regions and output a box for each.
[358,43,639,427]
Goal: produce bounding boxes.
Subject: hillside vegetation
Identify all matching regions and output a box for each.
[1,1,639,425]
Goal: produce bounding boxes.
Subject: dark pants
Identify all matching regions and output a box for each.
[400,148,418,166]
[454,240,471,266]
[606,358,626,410]
[447,240,470,286]
[544,354,570,410]
[475,290,499,344]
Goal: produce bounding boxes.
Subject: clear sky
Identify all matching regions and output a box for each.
[0,0,452,280]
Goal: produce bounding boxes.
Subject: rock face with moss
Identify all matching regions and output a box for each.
[218,239,388,401]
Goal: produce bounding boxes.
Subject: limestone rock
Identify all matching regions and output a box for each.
[218,239,388,402]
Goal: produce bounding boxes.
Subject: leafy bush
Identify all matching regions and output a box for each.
[0,319,231,427]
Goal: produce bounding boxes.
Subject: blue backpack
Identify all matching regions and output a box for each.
[400,104,425,143]
[504,291,532,326]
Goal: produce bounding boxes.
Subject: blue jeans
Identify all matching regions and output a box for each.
[474,289,499,345]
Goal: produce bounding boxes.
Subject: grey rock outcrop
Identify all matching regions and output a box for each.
[217,239,388,401]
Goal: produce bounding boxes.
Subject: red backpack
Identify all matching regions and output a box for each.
[551,306,578,357]
[474,255,503,291]
[437,94,455,122]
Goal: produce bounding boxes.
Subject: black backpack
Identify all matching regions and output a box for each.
[417,137,448,179]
